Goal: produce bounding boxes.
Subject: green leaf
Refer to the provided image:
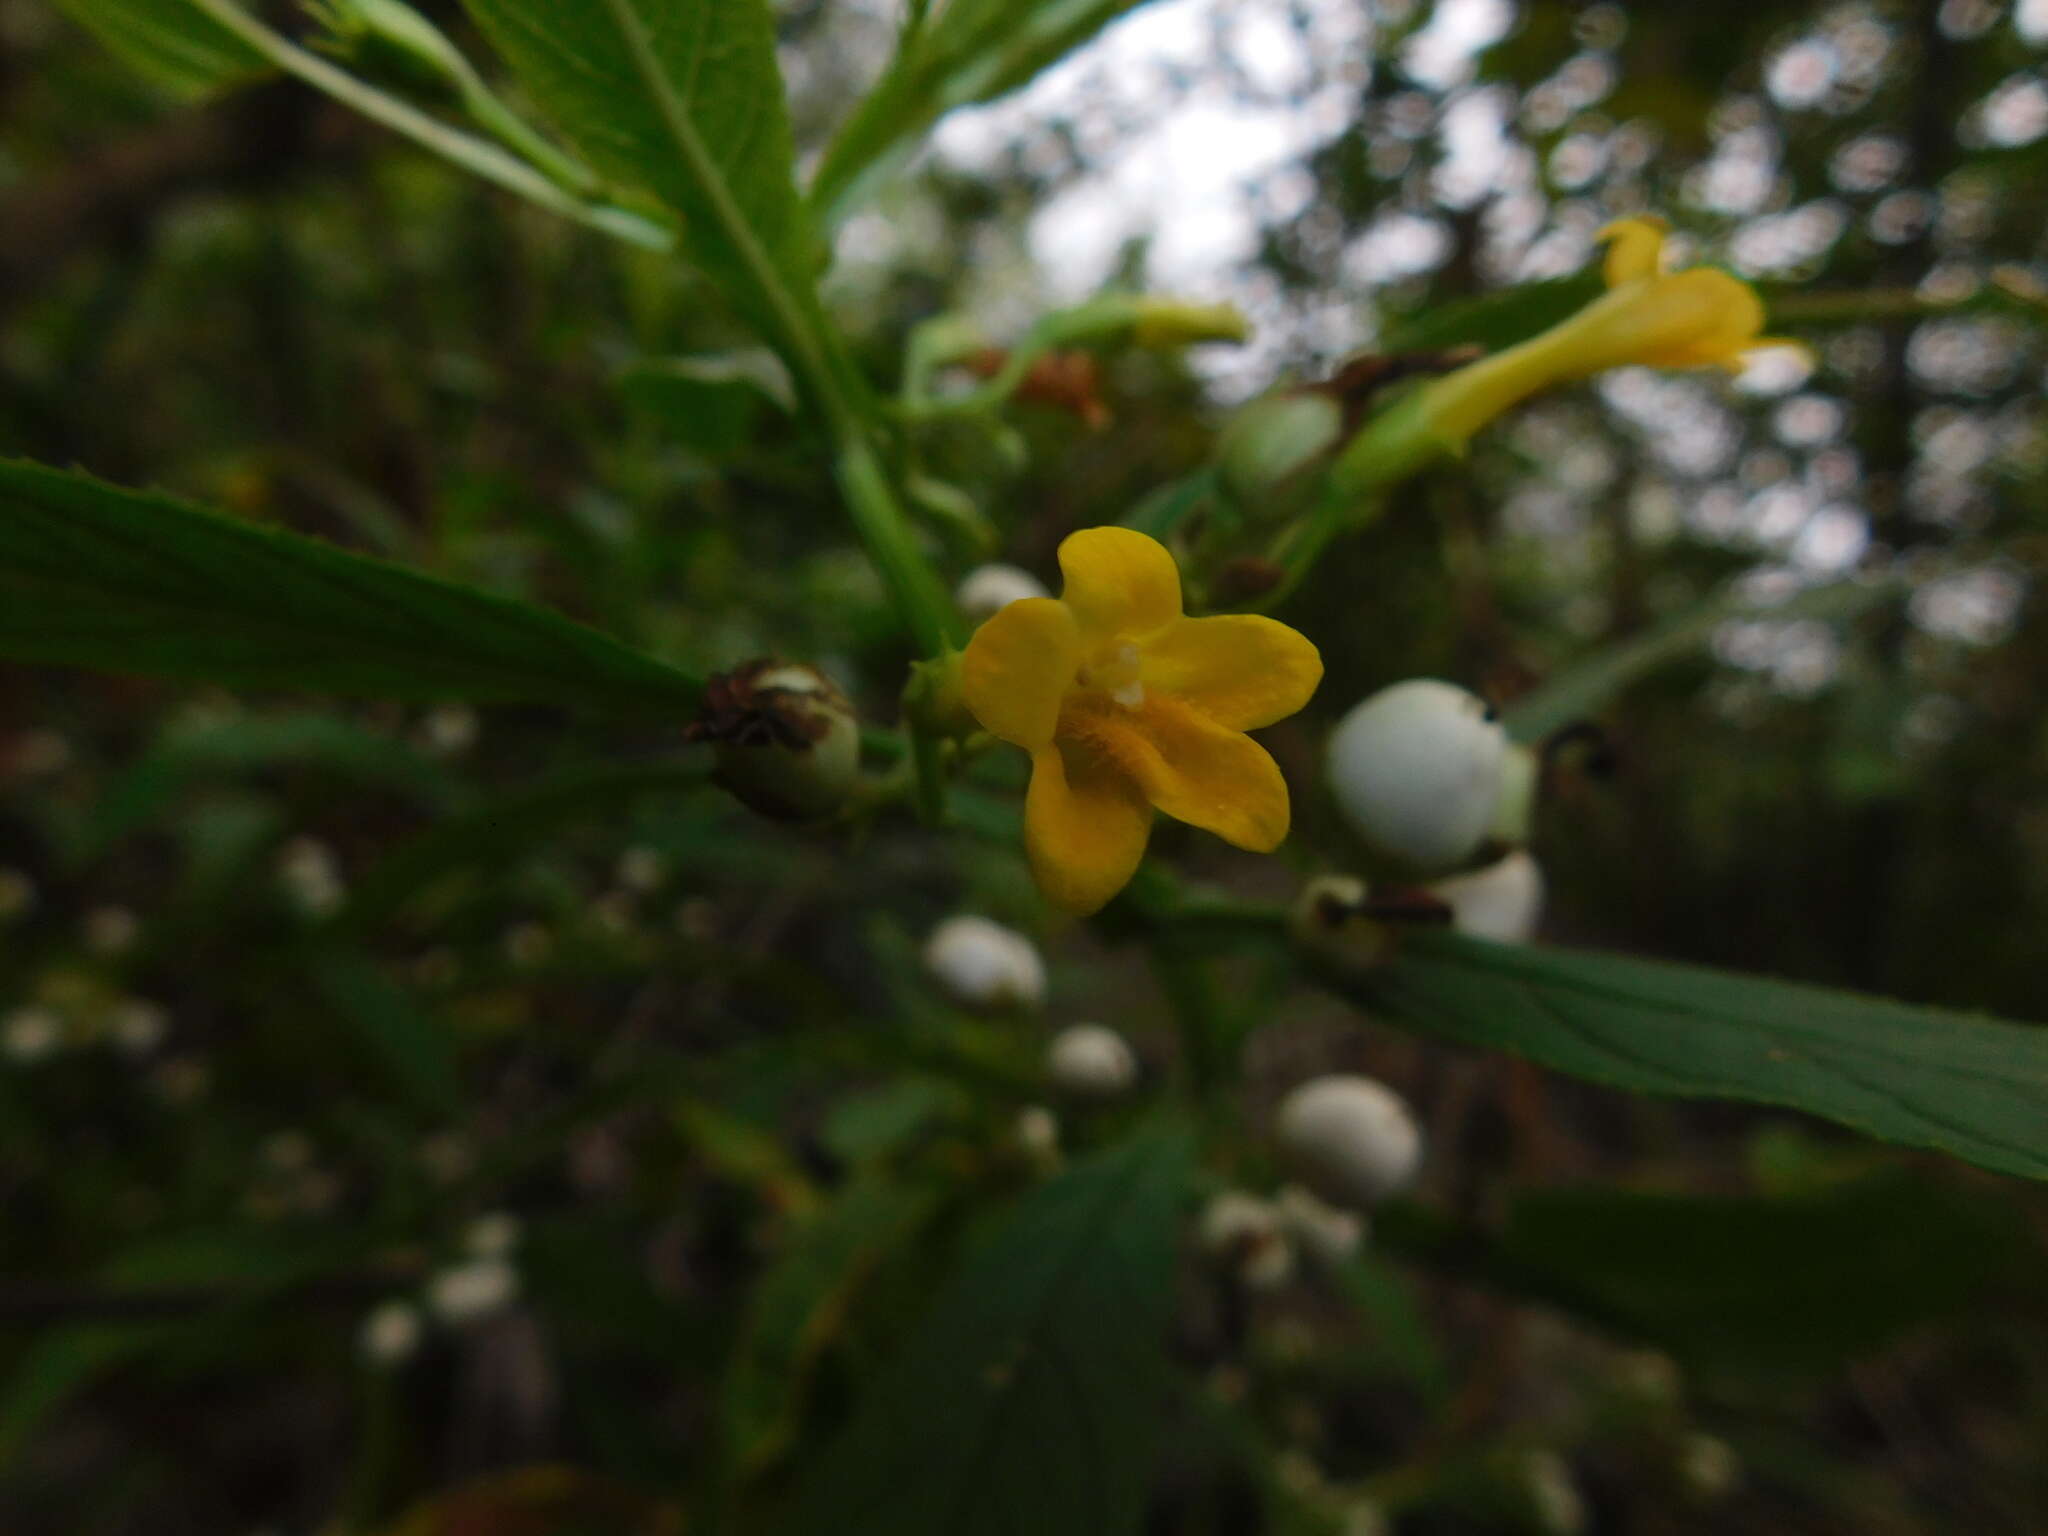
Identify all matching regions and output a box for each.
[0,457,701,713]
[784,1120,1196,1536]
[618,349,796,456]
[458,0,811,339]
[810,0,1153,224]
[1502,576,1901,743]
[333,759,710,935]
[51,0,267,97]
[304,949,463,1117]
[1488,1171,2043,1370]
[78,711,462,862]
[1365,933,2048,1182]
[723,1179,940,1481]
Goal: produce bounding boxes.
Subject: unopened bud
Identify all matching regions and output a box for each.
[1289,874,1396,975]
[309,0,474,101]
[923,915,1045,1012]
[1327,679,1508,871]
[1045,1023,1138,1100]
[688,661,861,821]
[358,1300,423,1366]
[1275,1075,1422,1210]
[1217,391,1344,511]
[1428,850,1545,944]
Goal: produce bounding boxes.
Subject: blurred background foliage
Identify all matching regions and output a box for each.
[2,0,2047,1533]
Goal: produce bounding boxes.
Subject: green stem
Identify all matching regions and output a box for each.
[186,0,672,250]
[598,0,958,658]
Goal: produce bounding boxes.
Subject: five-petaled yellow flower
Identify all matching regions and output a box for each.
[1417,215,1802,449]
[960,527,1322,914]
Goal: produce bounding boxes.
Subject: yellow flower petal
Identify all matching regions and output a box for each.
[1140,614,1324,731]
[1069,695,1291,852]
[1598,216,1669,287]
[1056,526,1183,642]
[960,596,1081,751]
[1616,268,1766,368]
[1024,743,1154,914]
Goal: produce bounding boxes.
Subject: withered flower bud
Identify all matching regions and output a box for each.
[687,661,861,821]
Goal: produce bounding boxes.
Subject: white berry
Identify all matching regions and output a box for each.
[1275,1075,1423,1209]
[923,915,1045,1012]
[1326,679,1508,871]
[1046,1023,1138,1099]
[955,563,1050,623]
[1429,850,1545,944]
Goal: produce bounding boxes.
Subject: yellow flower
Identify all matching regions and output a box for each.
[960,527,1322,914]
[1416,216,1802,448]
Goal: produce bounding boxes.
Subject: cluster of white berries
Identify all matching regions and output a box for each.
[3,994,171,1065]
[359,1210,526,1367]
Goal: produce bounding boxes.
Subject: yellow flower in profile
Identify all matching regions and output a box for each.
[1417,216,1801,448]
[961,527,1322,914]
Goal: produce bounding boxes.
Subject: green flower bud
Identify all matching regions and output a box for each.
[308,0,476,103]
[1217,390,1344,511]
[688,661,861,821]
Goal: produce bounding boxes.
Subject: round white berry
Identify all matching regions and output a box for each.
[923,915,1045,1012]
[1045,1023,1137,1099]
[955,563,1050,623]
[1274,1075,1423,1209]
[1428,850,1545,944]
[1326,680,1508,871]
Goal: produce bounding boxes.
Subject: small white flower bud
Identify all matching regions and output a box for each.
[1045,1023,1138,1100]
[1678,1433,1740,1499]
[0,868,36,922]
[923,915,1045,1012]
[1275,1075,1423,1210]
[1014,1104,1061,1166]
[3,1006,62,1064]
[278,837,346,917]
[1198,1191,1295,1290]
[463,1211,522,1258]
[615,845,666,893]
[1326,679,1508,871]
[418,702,479,756]
[689,661,862,821]
[358,1300,423,1366]
[426,1257,519,1324]
[110,999,169,1056]
[1428,850,1545,944]
[1276,1182,1365,1266]
[83,906,139,956]
[1521,1450,1587,1536]
[955,563,1050,623]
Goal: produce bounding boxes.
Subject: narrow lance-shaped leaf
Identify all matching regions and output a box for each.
[458,0,812,343]
[783,1119,1196,1536]
[50,0,267,97]
[1362,932,2048,1182]
[0,457,701,713]
[810,0,1155,224]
